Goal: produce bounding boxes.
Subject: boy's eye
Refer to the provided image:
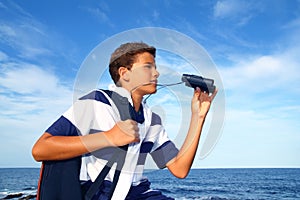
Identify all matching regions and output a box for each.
[144,64,156,69]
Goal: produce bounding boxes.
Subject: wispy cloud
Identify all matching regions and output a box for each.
[206,34,300,167]
[0,4,51,59]
[218,40,300,140]
[214,0,240,18]
[0,1,79,65]
[0,60,73,167]
[0,1,79,122]
[82,2,114,27]
[283,17,300,29]
[213,0,261,26]
[220,49,300,95]
[0,60,73,121]
[0,1,81,167]
[0,51,8,61]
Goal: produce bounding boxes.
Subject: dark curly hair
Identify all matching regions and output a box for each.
[109,42,156,85]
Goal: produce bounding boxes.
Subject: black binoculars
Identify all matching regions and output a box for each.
[182,74,216,93]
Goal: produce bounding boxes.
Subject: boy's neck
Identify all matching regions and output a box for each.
[131,92,143,112]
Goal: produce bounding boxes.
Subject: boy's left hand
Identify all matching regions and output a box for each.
[191,87,217,118]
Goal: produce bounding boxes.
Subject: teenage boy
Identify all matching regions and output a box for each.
[32,42,217,199]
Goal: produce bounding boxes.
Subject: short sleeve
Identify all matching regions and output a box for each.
[150,141,179,169]
[147,112,179,169]
[45,90,113,137]
[46,116,79,136]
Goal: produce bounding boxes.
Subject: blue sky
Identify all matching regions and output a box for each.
[0,0,300,168]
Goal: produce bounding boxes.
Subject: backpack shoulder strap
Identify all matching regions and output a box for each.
[84,89,133,200]
[102,89,133,121]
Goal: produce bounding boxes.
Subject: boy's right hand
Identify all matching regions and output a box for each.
[104,119,140,146]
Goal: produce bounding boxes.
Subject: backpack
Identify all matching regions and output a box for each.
[37,90,135,200]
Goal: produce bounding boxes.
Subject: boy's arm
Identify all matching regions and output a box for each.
[166,87,217,178]
[32,119,140,161]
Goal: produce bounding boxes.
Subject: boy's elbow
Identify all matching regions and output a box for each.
[168,164,189,179]
[173,170,189,179]
[32,132,52,162]
[32,144,43,162]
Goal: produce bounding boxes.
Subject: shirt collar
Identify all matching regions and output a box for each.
[108,84,133,106]
[108,84,145,124]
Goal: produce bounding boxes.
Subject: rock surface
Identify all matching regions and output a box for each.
[1,193,36,199]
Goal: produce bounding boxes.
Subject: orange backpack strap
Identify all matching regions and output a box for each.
[36,162,44,200]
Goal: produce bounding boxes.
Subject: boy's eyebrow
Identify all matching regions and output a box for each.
[143,63,157,68]
[143,62,155,65]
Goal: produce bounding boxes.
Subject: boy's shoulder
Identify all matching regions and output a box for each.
[78,89,112,106]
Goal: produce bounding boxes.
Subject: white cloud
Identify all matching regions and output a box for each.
[220,52,300,94]
[152,10,160,21]
[206,37,300,167]
[283,17,300,29]
[0,2,7,9]
[82,2,114,27]
[213,0,260,25]
[0,51,8,61]
[0,2,77,62]
[0,60,73,128]
[87,7,109,22]
[214,0,240,18]
[0,60,74,167]
[0,1,80,167]
[0,24,16,36]
[0,22,54,59]
[1,63,60,94]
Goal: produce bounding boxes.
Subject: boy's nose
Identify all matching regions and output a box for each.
[154,69,160,78]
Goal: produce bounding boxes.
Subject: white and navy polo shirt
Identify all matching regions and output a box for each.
[45,86,179,199]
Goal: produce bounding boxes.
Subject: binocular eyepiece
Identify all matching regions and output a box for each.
[182,74,216,93]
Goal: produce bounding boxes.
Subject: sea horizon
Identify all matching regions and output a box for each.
[1,166,300,169]
[1,168,299,199]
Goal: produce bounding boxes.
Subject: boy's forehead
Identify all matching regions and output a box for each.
[134,52,155,64]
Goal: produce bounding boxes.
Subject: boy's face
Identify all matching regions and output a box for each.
[128,52,159,96]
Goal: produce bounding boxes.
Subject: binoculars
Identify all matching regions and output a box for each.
[182,74,216,93]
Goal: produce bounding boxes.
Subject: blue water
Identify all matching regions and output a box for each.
[0,168,299,199]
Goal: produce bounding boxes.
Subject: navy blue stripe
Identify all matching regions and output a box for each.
[79,90,111,106]
[91,147,117,160]
[126,179,174,200]
[151,112,161,126]
[140,141,154,153]
[137,142,154,165]
[89,129,102,134]
[150,141,179,169]
[46,116,80,136]
[81,179,174,199]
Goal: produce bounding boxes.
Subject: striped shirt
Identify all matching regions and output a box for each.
[46,86,179,199]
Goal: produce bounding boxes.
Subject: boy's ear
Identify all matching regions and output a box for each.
[118,67,130,82]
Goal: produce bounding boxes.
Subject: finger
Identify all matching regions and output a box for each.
[210,88,218,101]
[125,119,136,124]
[131,120,138,127]
[200,89,207,96]
[134,137,140,143]
[125,120,138,130]
[133,133,140,143]
[128,120,138,129]
[193,87,201,100]
[134,126,139,133]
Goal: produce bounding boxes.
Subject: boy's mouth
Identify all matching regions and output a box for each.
[149,80,157,84]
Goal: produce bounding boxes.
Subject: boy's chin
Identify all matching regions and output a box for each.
[147,85,157,93]
[148,89,157,95]
[142,86,157,95]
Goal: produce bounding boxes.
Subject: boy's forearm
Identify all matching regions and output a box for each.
[32,120,138,162]
[167,113,206,178]
[32,132,111,161]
